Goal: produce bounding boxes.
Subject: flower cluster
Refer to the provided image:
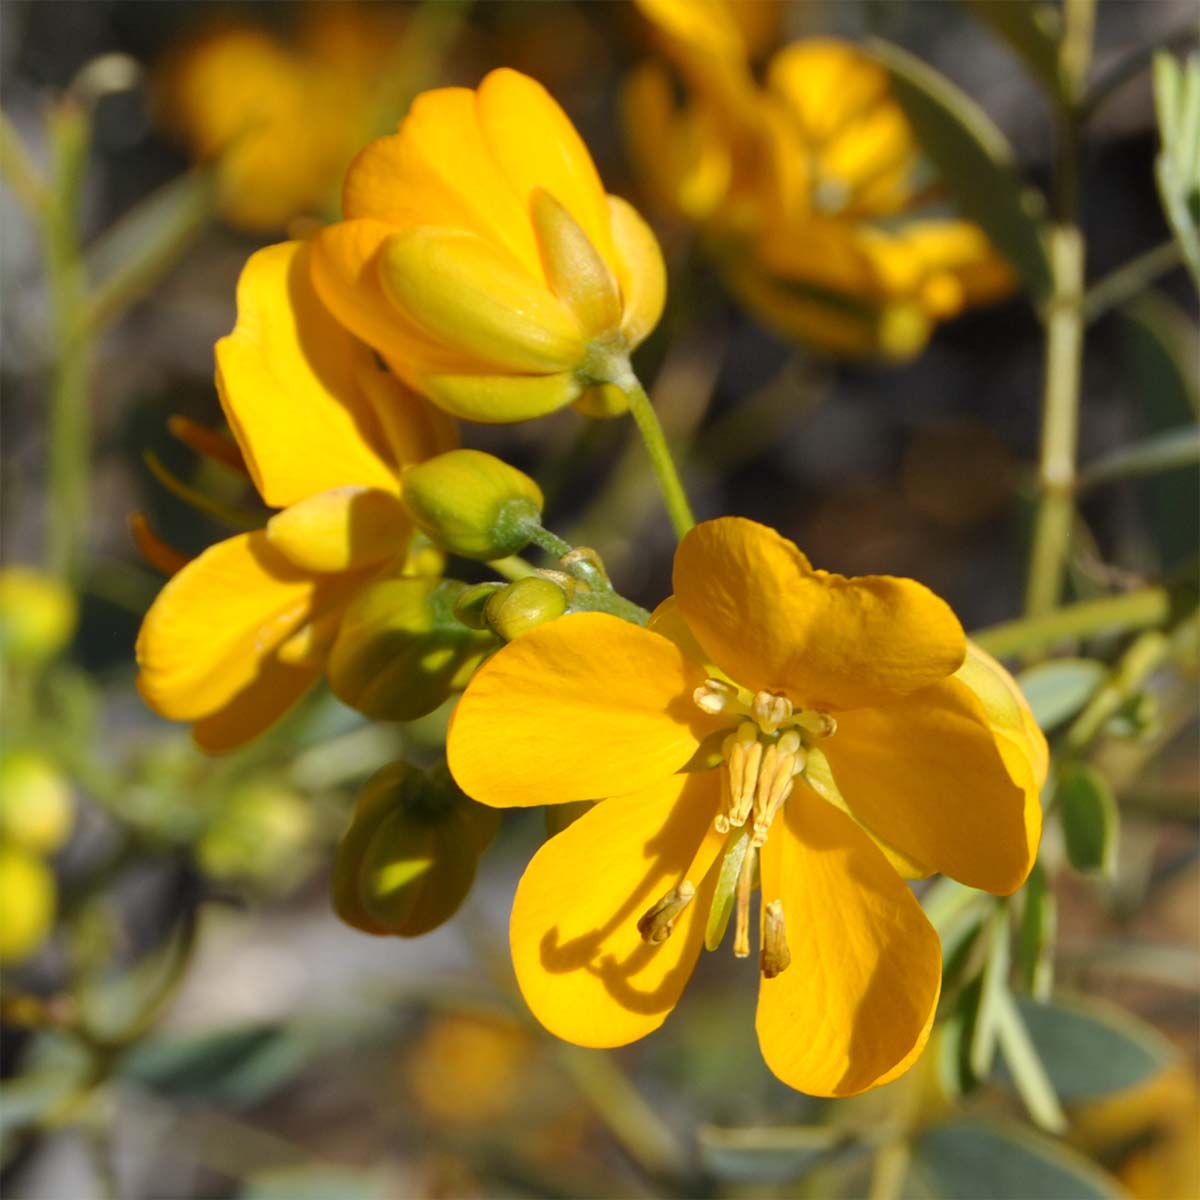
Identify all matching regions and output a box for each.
[625,0,1014,358]
[135,65,1045,1099]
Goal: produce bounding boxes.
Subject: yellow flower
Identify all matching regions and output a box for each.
[154,6,404,231]
[311,68,667,423]
[625,14,1014,358]
[0,844,56,965]
[136,239,456,751]
[447,517,1044,1096]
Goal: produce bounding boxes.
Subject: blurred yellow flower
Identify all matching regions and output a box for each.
[0,750,75,856]
[0,844,55,965]
[311,68,666,423]
[0,565,77,664]
[448,516,1044,1096]
[136,240,455,751]
[626,8,1014,358]
[154,6,404,232]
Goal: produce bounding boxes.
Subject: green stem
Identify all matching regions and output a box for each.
[0,109,49,218]
[44,100,93,586]
[971,587,1170,657]
[614,370,696,540]
[1083,240,1184,323]
[487,555,538,582]
[1024,226,1086,619]
[568,588,650,627]
[524,523,574,560]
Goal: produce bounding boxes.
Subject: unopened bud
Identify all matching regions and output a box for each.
[0,567,77,664]
[0,750,75,855]
[401,450,545,561]
[484,576,568,641]
[329,577,498,721]
[453,582,505,630]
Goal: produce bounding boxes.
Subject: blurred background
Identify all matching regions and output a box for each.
[1,2,1197,1198]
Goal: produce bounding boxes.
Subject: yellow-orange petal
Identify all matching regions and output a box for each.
[379,227,587,375]
[510,770,723,1048]
[214,241,397,507]
[673,517,965,711]
[419,370,582,424]
[136,530,347,723]
[756,782,941,1096]
[342,86,540,275]
[354,364,460,466]
[475,68,616,275]
[821,674,1040,896]
[191,654,323,753]
[608,195,667,348]
[265,486,409,574]
[447,612,716,808]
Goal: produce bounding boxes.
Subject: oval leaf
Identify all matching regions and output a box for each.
[1017,659,1106,731]
[1057,762,1119,876]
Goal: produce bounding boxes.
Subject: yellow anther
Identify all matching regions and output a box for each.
[760,899,791,979]
[637,881,696,944]
[693,678,738,716]
[724,723,761,829]
[752,690,793,734]
[733,844,756,958]
[795,709,837,738]
[750,731,805,847]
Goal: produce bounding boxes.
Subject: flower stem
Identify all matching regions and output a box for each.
[614,370,696,540]
[1025,225,1086,620]
[1083,239,1183,323]
[43,99,93,586]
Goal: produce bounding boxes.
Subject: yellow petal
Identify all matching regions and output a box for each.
[311,219,482,373]
[354,363,460,467]
[510,771,722,1048]
[191,655,322,753]
[608,195,667,349]
[379,227,587,374]
[821,675,1040,895]
[266,486,409,573]
[419,370,582,424]
[756,783,941,1096]
[475,68,616,274]
[447,612,716,808]
[343,87,541,275]
[673,517,965,711]
[136,531,350,723]
[214,241,397,508]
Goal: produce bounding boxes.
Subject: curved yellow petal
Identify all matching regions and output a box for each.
[447,612,717,808]
[266,486,409,573]
[191,654,322,753]
[608,194,667,349]
[354,364,460,466]
[673,517,965,711]
[214,241,397,507]
[821,675,1040,896]
[510,771,722,1048]
[756,783,941,1096]
[419,370,581,424]
[342,87,540,275]
[136,531,352,722]
[379,227,586,374]
[475,68,616,274]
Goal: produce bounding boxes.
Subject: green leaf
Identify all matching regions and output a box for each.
[1011,994,1177,1101]
[993,988,1066,1132]
[1017,861,1056,1000]
[1017,659,1106,731]
[962,0,1064,99]
[241,1168,384,1200]
[697,1124,849,1183]
[870,39,1052,303]
[705,829,750,951]
[968,904,1010,1080]
[913,1119,1122,1199]
[1079,426,1200,491]
[1057,762,1119,876]
[119,1023,315,1108]
[1153,53,1200,293]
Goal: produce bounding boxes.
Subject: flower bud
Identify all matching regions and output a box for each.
[453,582,505,630]
[0,845,56,965]
[401,450,544,561]
[0,567,77,664]
[329,577,499,721]
[332,761,500,937]
[484,577,568,641]
[0,750,75,855]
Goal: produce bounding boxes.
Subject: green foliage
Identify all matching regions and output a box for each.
[1016,659,1106,730]
[1057,762,1119,876]
[1153,52,1200,293]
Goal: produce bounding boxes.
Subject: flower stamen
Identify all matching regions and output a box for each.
[637,881,696,944]
[733,842,757,958]
[751,731,805,847]
[724,723,762,830]
[760,899,791,978]
[693,678,740,715]
[752,690,793,734]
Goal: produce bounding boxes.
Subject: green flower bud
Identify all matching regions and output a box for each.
[484,577,568,641]
[331,762,500,938]
[401,450,544,561]
[0,844,55,965]
[329,577,498,721]
[0,566,77,664]
[0,749,75,855]
[453,582,505,630]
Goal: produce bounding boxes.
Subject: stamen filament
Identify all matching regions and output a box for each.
[733,843,757,958]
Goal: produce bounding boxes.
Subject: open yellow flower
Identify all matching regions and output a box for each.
[448,517,1044,1096]
[625,11,1014,359]
[154,6,405,231]
[136,239,456,751]
[311,68,666,423]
